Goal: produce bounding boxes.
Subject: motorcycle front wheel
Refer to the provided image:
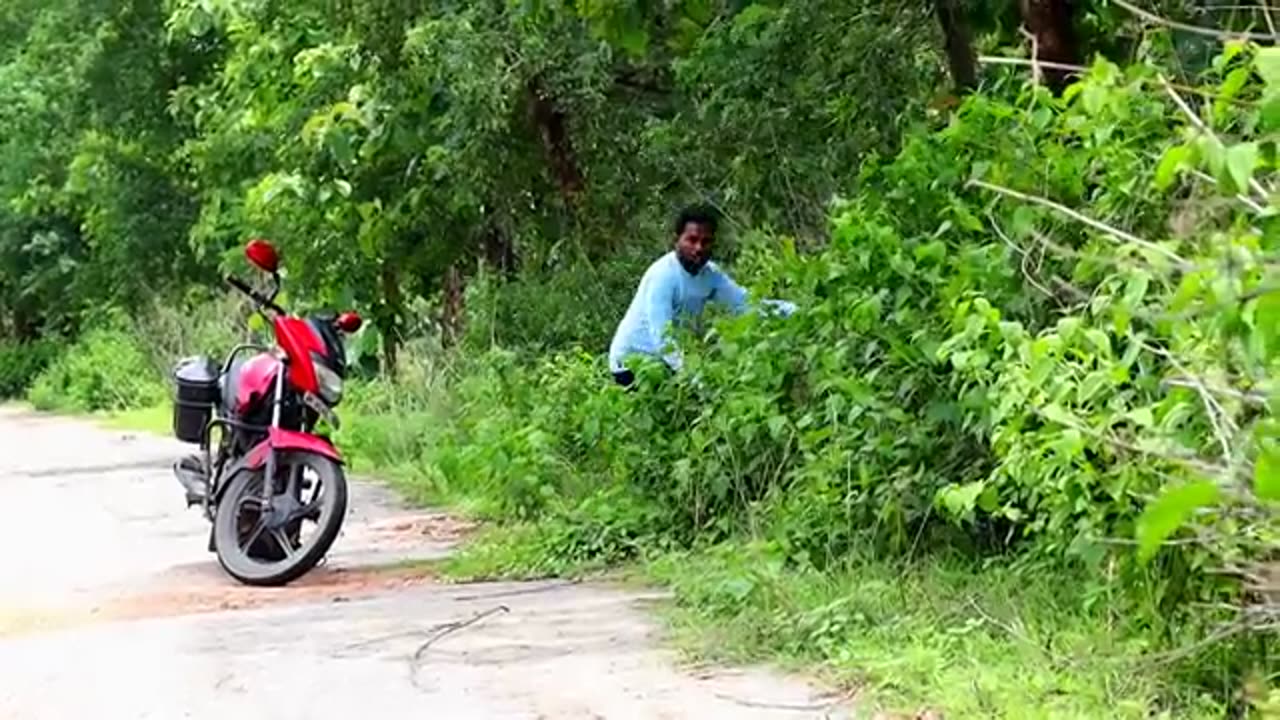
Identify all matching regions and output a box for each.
[212,450,348,587]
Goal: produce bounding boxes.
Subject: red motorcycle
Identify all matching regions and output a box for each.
[171,239,361,586]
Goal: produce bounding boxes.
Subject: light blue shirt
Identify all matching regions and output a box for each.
[608,252,794,373]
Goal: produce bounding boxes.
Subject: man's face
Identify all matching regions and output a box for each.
[675,221,715,274]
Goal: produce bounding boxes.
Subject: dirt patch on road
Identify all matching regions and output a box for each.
[356,511,478,548]
[0,563,438,639]
[0,512,475,639]
[100,562,440,620]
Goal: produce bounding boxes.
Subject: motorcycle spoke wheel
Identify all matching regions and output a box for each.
[270,528,298,558]
[213,451,348,587]
[239,518,268,554]
[292,479,325,523]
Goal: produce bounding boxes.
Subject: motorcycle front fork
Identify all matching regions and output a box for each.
[257,366,306,507]
[201,362,292,539]
[260,365,287,504]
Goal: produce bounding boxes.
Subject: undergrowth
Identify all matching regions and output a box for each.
[647,545,1243,719]
[28,325,165,412]
[436,522,1248,717]
[0,338,58,399]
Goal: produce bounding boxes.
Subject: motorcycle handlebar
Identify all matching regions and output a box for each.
[225,275,253,296]
[225,275,284,314]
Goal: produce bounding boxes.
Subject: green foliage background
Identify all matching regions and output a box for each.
[1,0,1278,716]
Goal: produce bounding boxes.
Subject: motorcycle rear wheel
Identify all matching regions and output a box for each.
[212,451,348,587]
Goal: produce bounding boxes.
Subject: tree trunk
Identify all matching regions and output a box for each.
[934,0,978,93]
[525,77,584,205]
[379,261,401,375]
[482,220,516,277]
[10,304,38,342]
[440,263,466,348]
[1019,0,1080,91]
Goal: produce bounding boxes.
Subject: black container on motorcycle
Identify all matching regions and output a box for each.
[173,356,220,444]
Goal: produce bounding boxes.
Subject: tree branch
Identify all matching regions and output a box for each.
[978,56,1259,108]
[1262,0,1280,39]
[1142,342,1236,462]
[1114,0,1278,42]
[968,179,1194,270]
[1189,169,1266,214]
[1019,26,1043,86]
[1158,75,1272,202]
[978,54,1085,73]
[1164,377,1269,405]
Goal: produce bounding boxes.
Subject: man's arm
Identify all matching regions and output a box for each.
[643,270,683,370]
[710,268,795,317]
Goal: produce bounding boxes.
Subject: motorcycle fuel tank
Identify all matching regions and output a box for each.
[234,353,281,416]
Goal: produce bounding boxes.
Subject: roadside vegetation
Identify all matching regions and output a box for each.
[1,1,1277,716]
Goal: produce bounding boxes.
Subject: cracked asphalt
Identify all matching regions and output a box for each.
[0,406,852,719]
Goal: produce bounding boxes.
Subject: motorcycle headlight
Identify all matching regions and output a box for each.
[312,354,344,405]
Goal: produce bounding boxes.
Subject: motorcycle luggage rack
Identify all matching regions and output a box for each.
[221,343,275,375]
[200,417,270,450]
[203,340,275,453]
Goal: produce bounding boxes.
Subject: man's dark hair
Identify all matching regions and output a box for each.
[674,204,719,236]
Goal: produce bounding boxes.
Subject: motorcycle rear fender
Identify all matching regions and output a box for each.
[245,427,343,468]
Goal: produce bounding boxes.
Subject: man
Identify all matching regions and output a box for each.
[608,205,795,387]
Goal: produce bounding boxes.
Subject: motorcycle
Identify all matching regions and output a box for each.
[169,238,362,586]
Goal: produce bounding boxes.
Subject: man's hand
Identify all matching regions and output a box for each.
[759,299,797,317]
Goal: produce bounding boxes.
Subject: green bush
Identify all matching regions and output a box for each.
[129,290,248,378]
[461,250,657,355]
[399,54,1277,702]
[0,338,60,399]
[28,325,166,412]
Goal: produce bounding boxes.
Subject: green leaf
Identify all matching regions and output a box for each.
[1216,40,1248,69]
[1078,371,1110,404]
[1136,481,1220,562]
[1010,205,1038,236]
[187,6,214,37]
[1262,97,1280,132]
[1198,135,1226,182]
[1085,329,1112,357]
[615,23,650,58]
[1225,142,1259,193]
[1127,406,1155,429]
[1215,66,1252,122]
[1219,64,1251,100]
[1256,47,1280,91]
[1041,403,1074,426]
[682,0,714,25]
[734,3,778,28]
[1081,83,1105,115]
[766,415,787,439]
[938,481,985,520]
[1255,290,1280,359]
[1123,271,1151,308]
[951,202,984,232]
[721,576,755,601]
[913,240,945,263]
[977,485,999,513]
[1255,445,1280,501]
[1154,144,1190,190]
[327,130,356,168]
[669,16,703,53]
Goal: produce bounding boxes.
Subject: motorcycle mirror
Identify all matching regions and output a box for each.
[335,311,363,333]
[245,239,280,274]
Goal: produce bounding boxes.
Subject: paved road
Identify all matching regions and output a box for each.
[0,406,852,719]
